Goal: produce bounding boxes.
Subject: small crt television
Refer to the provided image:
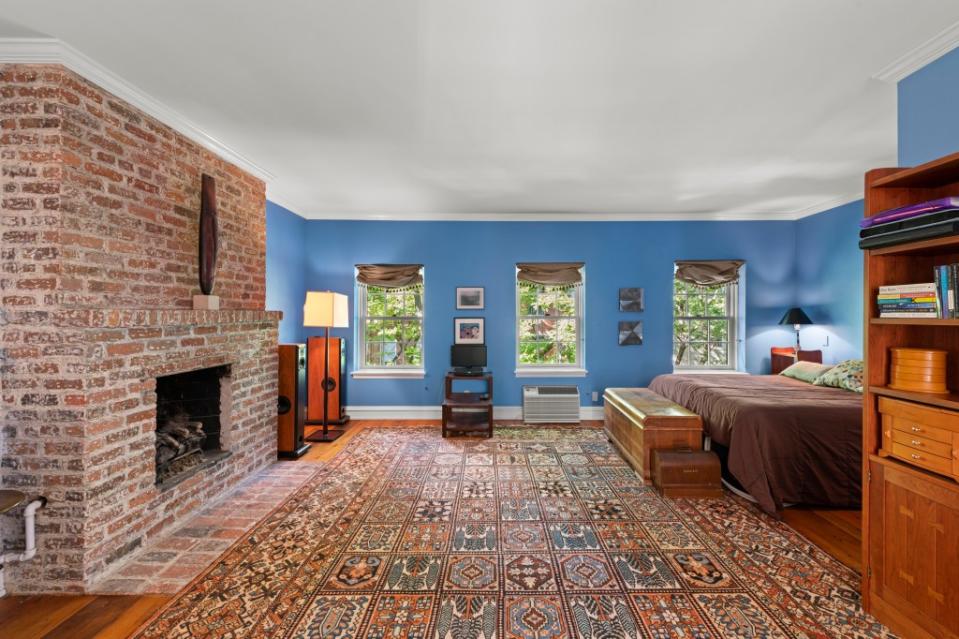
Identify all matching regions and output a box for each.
[451,344,486,373]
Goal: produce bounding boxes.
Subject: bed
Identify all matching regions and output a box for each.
[648,373,862,514]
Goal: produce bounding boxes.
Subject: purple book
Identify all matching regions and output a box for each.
[861,197,959,229]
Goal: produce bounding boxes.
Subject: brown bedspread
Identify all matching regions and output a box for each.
[648,374,862,514]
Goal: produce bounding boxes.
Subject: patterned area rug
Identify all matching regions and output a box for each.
[133,426,892,638]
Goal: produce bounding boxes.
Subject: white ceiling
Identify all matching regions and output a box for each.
[2,1,959,220]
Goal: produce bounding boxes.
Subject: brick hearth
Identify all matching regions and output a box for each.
[1,64,280,593]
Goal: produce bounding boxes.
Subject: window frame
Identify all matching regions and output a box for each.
[672,278,739,372]
[514,269,587,377]
[353,273,426,378]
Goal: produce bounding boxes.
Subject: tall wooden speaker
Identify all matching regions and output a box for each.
[277,344,311,459]
[307,337,350,425]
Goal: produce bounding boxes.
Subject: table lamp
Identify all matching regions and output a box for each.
[779,307,813,351]
[304,291,349,442]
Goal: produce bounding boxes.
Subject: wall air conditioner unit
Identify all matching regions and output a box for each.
[522,385,580,424]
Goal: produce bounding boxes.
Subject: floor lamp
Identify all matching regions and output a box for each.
[304,291,349,442]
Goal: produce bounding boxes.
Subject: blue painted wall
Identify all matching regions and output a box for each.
[795,200,864,364]
[898,46,959,166]
[262,45,959,407]
[265,201,308,342]
[297,220,798,407]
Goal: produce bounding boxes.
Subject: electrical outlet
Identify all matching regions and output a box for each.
[591,391,599,402]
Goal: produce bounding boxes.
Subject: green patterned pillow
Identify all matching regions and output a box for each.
[780,360,834,384]
[813,359,864,393]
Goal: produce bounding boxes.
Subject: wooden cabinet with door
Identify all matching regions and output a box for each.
[861,151,959,639]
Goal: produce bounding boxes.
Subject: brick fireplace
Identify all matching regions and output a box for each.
[1,64,280,593]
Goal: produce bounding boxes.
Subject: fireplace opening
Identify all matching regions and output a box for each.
[155,364,232,487]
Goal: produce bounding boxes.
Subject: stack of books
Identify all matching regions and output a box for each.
[934,263,959,319]
[877,283,938,318]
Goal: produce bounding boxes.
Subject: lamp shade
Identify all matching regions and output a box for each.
[779,307,813,326]
[304,291,349,328]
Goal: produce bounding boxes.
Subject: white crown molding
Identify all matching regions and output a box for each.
[874,20,959,83]
[294,209,803,223]
[0,37,275,183]
[345,405,602,421]
[789,191,864,220]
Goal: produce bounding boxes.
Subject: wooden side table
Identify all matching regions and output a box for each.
[442,370,493,438]
[770,347,823,375]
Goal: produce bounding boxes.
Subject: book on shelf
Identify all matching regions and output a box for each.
[877,266,959,319]
[878,312,941,318]
[934,264,958,319]
[876,281,942,318]
[878,282,936,294]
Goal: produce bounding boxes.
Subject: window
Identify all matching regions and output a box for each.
[516,264,585,374]
[355,267,424,374]
[672,277,738,370]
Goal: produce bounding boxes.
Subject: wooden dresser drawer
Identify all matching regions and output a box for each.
[879,396,959,482]
[879,397,959,441]
[889,429,954,458]
[889,442,953,476]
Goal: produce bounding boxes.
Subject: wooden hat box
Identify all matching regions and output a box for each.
[888,347,948,394]
[650,448,723,499]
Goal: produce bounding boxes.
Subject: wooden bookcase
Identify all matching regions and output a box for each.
[862,151,959,639]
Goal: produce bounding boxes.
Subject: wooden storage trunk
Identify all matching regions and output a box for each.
[651,449,723,498]
[603,388,702,480]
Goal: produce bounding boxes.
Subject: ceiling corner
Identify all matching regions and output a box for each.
[0,36,276,183]
[873,20,959,83]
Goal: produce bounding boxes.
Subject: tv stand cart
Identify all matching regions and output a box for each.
[442,370,493,438]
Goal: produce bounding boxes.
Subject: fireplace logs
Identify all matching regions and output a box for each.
[156,410,206,483]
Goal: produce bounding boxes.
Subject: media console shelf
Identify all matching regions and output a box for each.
[862,150,959,639]
[442,370,493,438]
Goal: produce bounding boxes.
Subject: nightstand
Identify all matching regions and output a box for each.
[770,347,822,375]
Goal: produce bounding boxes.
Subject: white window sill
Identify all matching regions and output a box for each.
[515,367,588,378]
[672,369,746,375]
[351,369,426,380]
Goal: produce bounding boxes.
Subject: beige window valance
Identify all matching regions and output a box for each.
[356,264,423,289]
[674,260,744,287]
[516,262,584,287]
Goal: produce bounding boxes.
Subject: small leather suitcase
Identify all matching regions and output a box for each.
[651,448,723,498]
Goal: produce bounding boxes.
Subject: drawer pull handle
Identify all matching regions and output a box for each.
[910,426,923,433]
[911,454,922,460]
[910,440,923,446]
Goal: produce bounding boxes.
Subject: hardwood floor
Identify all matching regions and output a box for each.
[782,506,862,572]
[0,594,169,639]
[1,420,862,638]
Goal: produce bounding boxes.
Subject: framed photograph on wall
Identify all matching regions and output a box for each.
[619,287,644,312]
[618,320,643,345]
[454,318,485,344]
[456,287,484,310]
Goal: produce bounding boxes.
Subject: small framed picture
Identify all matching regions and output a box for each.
[454,318,485,344]
[619,287,644,312]
[456,287,484,310]
[618,321,643,345]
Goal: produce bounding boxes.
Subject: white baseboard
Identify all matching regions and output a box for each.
[345,405,604,421]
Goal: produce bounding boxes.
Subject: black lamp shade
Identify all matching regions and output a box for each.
[779,307,813,326]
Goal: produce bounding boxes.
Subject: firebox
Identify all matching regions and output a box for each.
[154,365,231,486]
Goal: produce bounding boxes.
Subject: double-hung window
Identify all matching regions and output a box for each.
[672,260,743,371]
[354,264,425,378]
[515,262,586,376]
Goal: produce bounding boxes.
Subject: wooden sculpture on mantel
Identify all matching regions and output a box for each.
[193,173,220,310]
